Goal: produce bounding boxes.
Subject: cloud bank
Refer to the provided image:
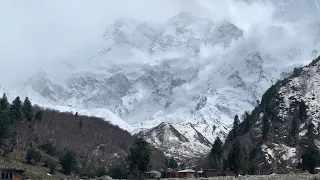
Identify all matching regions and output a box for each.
[0,0,320,88]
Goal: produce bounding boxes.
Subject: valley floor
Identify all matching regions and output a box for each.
[162,174,320,180]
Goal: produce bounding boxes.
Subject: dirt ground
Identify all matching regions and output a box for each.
[162,174,320,180]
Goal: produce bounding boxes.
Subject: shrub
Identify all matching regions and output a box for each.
[43,156,57,174]
[40,141,57,157]
[26,148,42,164]
[96,166,107,177]
[108,163,128,179]
[61,151,77,174]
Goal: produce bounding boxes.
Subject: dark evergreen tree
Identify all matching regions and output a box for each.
[22,97,33,121]
[179,163,186,170]
[108,163,128,179]
[306,122,315,146]
[233,115,240,127]
[34,110,43,121]
[9,96,23,122]
[0,110,12,147]
[243,111,253,133]
[61,151,77,174]
[166,157,178,169]
[262,116,270,141]
[126,137,151,177]
[301,148,318,174]
[301,122,318,174]
[290,116,299,144]
[227,137,244,176]
[298,100,307,122]
[96,166,107,177]
[26,148,42,164]
[208,137,223,170]
[317,122,320,138]
[0,93,10,111]
[248,148,259,175]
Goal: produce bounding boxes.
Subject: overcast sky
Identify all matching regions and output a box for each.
[0,0,320,88]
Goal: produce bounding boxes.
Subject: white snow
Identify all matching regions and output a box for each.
[261,143,297,164]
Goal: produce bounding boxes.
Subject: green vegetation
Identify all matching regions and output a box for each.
[208,137,223,171]
[127,137,151,177]
[26,148,42,164]
[166,157,178,169]
[61,151,77,175]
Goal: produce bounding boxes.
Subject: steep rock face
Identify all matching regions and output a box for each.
[221,57,320,174]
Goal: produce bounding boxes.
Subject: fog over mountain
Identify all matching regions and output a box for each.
[1,0,319,87]
[1,0,320,158]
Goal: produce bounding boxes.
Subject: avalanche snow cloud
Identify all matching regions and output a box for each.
[1,0,320,157]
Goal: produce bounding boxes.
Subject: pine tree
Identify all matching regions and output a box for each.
[166,157,178,169]
[0,110,12,147]
[227,137,244,176]
[262,116,270,141]
[301,148,318,174]
[22,97,33,121]
[301,122,318,174]
[126,137,151,177]
[317,122,320,138]
[306,122,315,146]
[298,100,307,122]
[34,110,43,121]
[290,116,299,144]
[0,93,10,111]
[243,111,253,132]
[61,151,77,174]
[9,96,23,122]
[233,115,240,127]
[248,148,260,175]
[208,137,223,171]
[108,162,128,179]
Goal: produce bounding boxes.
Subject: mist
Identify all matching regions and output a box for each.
[1,0,320,89]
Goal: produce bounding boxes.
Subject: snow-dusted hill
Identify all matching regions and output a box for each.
[138,121,231,159]
[218,56,320,173]
[4,3,320,158]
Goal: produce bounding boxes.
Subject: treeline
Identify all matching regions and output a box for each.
[0,94,43,154]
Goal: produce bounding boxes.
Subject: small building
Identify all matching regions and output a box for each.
[204,169,219,177]
[224,171,236,176]
[0,168,24,180]
[161,170,178,178]
[146,170,161,179]
[178,169,195,178]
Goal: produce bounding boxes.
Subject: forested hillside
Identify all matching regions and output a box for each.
[205,56,320,175]
[0,94,166,179]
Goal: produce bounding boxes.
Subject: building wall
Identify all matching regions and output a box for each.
[13,173,24,180]
[0,170,24,180]
[205,170,218,177]
[178,172,194,178]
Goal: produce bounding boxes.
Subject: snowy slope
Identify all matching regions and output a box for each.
[5,6,320,159]
[138,121,231,159]
[219,56,320,172]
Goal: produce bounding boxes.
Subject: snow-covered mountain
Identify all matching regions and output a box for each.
[4,6,320,158]
[137,121,230,159]
[218,56,320,173]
